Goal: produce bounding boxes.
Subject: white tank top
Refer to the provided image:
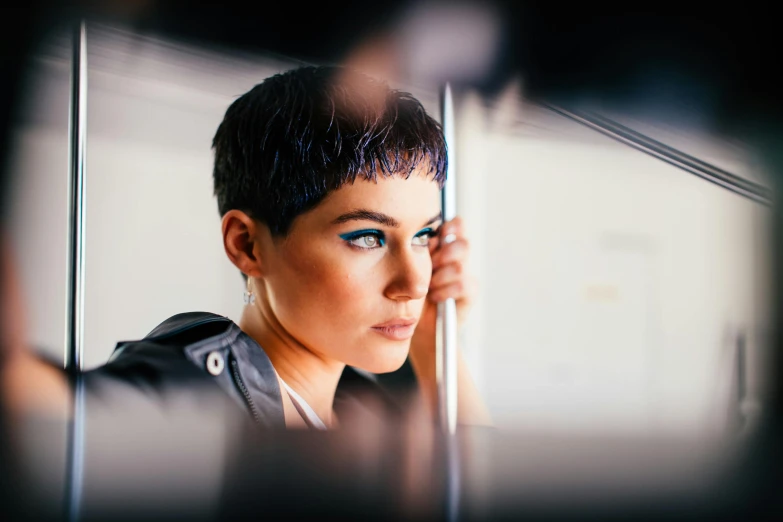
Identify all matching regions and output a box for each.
[279,378,328,430]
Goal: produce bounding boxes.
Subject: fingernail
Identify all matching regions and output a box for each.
[443,233,457,244]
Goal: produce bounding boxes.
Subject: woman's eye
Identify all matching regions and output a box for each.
[412,228,435,247]
[344,233,384,249]
[354,235,379,248]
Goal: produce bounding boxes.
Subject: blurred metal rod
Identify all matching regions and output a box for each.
[438,84,459,436]
[543,104,773,206]
[64,19,87,522]
[438,82,460,522]
[65,21,87,374]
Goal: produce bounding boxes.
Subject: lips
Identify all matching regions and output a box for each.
[371,318,417,341]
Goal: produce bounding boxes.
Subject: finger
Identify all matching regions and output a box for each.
[438,217,464,247]
[431,238,469,268]
[430,261,463,288]
[427,281,466,303]
[440,216,463,239]
[428,216,464,254]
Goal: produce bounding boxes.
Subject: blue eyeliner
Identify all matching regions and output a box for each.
[339,229,386,246]
[340,227,437,249]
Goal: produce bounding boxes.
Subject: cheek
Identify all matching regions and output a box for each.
[268,245,382,335]
[295,249,375,304]
[264,242,428,371]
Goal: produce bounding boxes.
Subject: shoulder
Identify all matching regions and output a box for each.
[83,312,228,393]
[84,312,285,428]
[107,312,233,362]
[90,312,230,382]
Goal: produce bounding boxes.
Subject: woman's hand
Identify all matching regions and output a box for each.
[407,217,491,426]
[411,216,477,350]
[1,239,69,417]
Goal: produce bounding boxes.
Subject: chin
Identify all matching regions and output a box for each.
[350,340,411,374]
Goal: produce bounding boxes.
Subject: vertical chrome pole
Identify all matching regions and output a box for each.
[65,21,87,374]
[64,19,87,522]
[439,83,460,522]
[438,83,459,436]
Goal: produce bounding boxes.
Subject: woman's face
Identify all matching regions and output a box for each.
[257,170,442,373]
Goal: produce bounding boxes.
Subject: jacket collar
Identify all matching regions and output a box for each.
[147,312,286,428]
[139,312,393,428]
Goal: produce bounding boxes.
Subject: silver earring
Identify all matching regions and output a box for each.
[243,279,256,305]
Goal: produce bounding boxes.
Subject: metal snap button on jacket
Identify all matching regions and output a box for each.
[206,351,225,376]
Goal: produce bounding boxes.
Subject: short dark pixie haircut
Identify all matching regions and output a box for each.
[212,66,447,235]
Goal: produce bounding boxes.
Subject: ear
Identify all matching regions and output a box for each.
[221,210,264,279]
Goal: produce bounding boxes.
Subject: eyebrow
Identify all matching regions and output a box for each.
[332,209,442,228]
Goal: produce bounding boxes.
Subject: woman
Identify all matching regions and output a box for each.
[2,66,490,431]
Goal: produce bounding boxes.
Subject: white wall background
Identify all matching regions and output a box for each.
[456,92,772,437]
[7,24,772,440]
[9,25,290,368]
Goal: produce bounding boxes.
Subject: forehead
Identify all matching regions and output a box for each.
[301,170,442,228]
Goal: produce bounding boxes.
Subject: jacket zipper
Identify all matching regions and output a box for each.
[230,357,261,424]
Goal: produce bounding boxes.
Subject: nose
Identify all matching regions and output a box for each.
[383,245,430,302]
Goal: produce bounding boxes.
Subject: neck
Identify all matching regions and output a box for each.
[238,291,345,427]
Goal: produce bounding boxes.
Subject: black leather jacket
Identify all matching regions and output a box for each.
[85,312,402,428]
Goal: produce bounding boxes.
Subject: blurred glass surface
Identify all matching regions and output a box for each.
[3,9,776,520]
[8,20,772,434]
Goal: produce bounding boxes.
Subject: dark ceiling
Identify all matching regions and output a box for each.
[122,3,781,131]
[2,1,781,164]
